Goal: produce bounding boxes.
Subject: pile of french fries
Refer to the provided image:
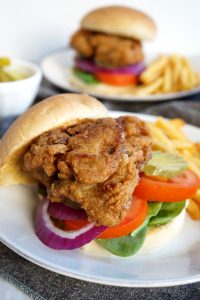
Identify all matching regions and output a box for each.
[134,55,200,96]
[147,117,200,220]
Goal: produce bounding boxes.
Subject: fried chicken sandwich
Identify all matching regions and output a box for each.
[0,94,196,257]
[70,6,156,95]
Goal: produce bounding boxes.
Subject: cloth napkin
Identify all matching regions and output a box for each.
[0,83,200,300]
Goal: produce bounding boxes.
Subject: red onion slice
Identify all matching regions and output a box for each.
[35,199,107,250]
[48,201,87,220]
[75,58,145,75]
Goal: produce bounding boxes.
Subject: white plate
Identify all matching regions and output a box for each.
[0,112,200,288]
[41,49,200,102]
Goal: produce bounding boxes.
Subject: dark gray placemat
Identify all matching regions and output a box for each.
[0,86,200,300]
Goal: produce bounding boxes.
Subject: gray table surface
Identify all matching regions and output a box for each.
[0,82,200,300]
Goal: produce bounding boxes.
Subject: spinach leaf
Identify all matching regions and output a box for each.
[73,69,99,84]
[129,220,147,238]
[97,226,147,257]
[148,201,186,227]
[148,202,163,218]
[130,202,162,237]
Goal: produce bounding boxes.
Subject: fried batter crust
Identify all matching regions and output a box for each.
[24,117,151,226]
[70,30,144,67]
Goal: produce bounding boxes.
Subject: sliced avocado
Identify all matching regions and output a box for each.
[143,151,188,178]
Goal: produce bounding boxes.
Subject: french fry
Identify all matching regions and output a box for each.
[179,60,191,90]
[152,139,169,151]
[184,159,200,178]
[147,122,177,153]
[162,65,172,93]
[173,140,194,150]
[155,117,188,141]
[154,88,163,95]
[136,54,200,95]
[170,55,182,90]
[182,150,200,167]
[134,78,163,96]
[186,199,200,220]
[193,189,200,202]
[180,150,200,177]
[169,118,185,129]
[195,143,200,157]
[140,56,168,84]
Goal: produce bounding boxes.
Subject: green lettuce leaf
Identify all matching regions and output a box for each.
[97,226,147,257]
[148,201,186,227]
[148,202,163,218]
[73,69,99,84]
[130,202,162,237]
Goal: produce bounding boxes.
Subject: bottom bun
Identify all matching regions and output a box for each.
[70,70,136,96]
[82,209,185,256]
[139,209,185,254]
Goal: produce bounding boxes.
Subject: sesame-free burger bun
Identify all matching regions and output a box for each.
[81,6,156,41]
[0,93,108,186]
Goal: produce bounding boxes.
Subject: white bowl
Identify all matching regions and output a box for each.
[0,59,42,117]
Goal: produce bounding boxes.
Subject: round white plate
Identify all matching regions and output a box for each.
[41,49,200,102]
[0,112,200,287]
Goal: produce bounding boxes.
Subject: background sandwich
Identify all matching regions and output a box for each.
[70,6,156,95]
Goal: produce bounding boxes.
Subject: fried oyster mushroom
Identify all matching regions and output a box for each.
[24,116,152,227]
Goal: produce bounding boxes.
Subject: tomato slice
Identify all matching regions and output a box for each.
[64,196,147,238]
[95,72,137,86]
[64,219,89,231]
[134,170,200,202]
[98,196,148,239]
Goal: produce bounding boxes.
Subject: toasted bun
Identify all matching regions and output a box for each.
[81,6,156,41]
[70,71,135,97]
[0,93,108,186]
[82,210,185,256]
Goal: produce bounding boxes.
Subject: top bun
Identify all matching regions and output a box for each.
[0,93,108,186]
[81,6,156,41]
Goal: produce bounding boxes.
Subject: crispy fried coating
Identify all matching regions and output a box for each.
[70,30,144,67]
[24,117,152,226]
[66,118,123,183]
